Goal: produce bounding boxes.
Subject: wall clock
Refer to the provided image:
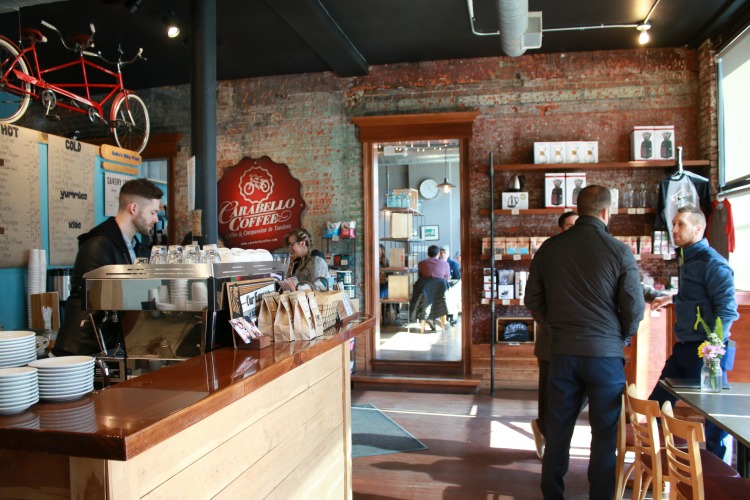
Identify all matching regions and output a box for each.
[419,178,439,200]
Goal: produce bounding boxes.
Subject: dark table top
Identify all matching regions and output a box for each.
[658,380,750,449]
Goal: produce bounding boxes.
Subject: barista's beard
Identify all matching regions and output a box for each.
[133,212,154,237]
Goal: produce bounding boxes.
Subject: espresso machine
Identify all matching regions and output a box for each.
[82,260,287,384]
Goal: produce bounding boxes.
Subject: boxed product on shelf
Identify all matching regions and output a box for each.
[505,237,519,255]
[530,236,548,255]
[627,236,638,255]
[630,126,655,160]
[390,212,413,238]
[387,274,410,300]
[549,142,567,163]
[482,237,505,256]
[482,281,496,291]
[392,188,419,211]
[545,173,566,207]
[639,236,652,254]
[670,276,679,290]
[565,172,586,207]
[566,141,582,163]
[653,231,662,254]
[482,268,496,284]
[514,271,528,300]
[581,141,599,163]
[654,125,676,160]
[517,237,530,255]
[389,247,405,267]
[501,191,529,210]
[533,142,550,164]
[496,284,515,299]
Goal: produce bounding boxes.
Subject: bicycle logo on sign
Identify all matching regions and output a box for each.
[0,20,150,153]
[239,167,274,203]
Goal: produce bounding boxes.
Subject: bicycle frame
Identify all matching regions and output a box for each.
[6,38,129,127]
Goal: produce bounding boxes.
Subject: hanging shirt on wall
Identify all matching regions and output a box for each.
[707,198,735,259]
[655,171,712,245]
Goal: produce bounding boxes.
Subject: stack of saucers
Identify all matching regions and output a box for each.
[29,356,95,402]
[0,331,37,368]
[169,279,189,308]
[0,366,39,415]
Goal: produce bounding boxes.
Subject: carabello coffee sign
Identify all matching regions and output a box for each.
[218,156,306,250]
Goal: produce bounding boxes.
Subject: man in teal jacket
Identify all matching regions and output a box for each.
[650,205,739,459]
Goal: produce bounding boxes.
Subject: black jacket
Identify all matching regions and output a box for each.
[525,216,645,358]
[54,217,147,355]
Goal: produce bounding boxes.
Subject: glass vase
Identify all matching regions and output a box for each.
[701,358,723,393]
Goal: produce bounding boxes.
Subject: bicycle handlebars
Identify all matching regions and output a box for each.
[40,20,145,66]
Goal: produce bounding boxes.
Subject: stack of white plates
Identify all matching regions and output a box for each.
[29,356,95,402]
[170,279,189,308]
[0,366,39,415]
[0,331,37,368]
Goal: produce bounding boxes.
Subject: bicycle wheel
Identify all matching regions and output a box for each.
[111,92,150,153]
[0,37,31,123]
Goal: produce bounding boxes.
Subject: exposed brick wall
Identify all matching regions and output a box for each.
[16,47,716,344]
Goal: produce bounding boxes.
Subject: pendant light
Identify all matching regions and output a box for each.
[437,147,456,193]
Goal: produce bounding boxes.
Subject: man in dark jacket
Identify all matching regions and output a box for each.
[525,185,645,500]
[53,178,163,356]
[649,205,739,459]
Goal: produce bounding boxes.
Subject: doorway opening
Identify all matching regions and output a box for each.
[377,139,462,362]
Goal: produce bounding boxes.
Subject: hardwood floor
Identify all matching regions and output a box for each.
[352,388,598,499]
[377,315,462,362]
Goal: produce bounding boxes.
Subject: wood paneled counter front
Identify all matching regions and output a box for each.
[0,314,374,499]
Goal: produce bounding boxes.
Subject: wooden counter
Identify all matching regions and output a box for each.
[0,314,374,499]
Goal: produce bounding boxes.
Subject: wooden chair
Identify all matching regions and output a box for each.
[420,316,445,333]
[626,384,667,500]
[661,401,746,499]
[616,388,637,500]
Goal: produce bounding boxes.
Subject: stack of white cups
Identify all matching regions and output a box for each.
[26,249,46,328]
[169,279,188,308]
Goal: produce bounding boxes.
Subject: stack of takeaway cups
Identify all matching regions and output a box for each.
[0,366,39,415]
[0,331,37,368]
[29,356,95,402]
[26,248,46,328]
[169,279,189,308]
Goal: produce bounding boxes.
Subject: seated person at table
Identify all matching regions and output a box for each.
[439,244,461,282]
[418,245,450,281]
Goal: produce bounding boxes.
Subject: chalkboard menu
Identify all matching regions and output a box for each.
[0,125,41,268]
[47,135,96,266]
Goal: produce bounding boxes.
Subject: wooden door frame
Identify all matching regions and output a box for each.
[351,111,478,376]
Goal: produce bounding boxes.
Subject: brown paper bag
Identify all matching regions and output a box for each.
[273,293,295,342]
[290,291,314,340]
[258,292,279,337]
[305,290,325,337]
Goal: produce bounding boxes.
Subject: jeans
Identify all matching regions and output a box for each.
[541,354,625,500]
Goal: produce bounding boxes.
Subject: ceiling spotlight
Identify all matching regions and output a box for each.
[637,22,651,45]
[163,15,180,38]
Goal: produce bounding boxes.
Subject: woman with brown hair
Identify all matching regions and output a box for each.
[285,228,330,287]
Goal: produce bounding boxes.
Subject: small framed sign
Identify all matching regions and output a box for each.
[420,225,439,241]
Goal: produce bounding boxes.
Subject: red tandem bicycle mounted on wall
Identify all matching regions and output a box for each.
[0,21,150,153]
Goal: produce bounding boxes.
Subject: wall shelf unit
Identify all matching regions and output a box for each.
[487,159,710,172]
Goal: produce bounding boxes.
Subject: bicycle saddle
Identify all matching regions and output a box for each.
[68,33,94,50]
[21,28,46,44]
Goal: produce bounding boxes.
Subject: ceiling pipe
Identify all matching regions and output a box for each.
[497,0,529,57]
